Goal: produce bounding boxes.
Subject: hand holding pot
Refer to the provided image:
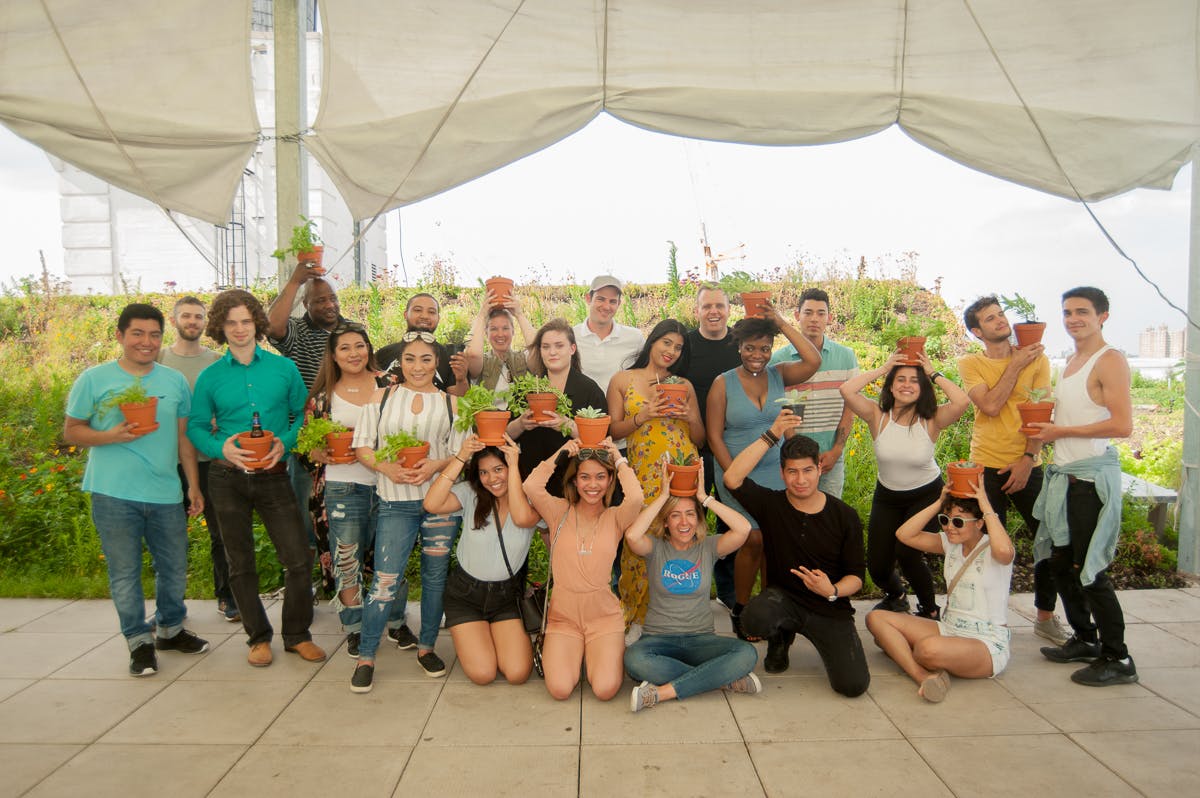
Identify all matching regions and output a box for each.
[769,408,803,439]
[261,437,286,469]
[221,434,257,468]
[449,352,468,384]
[307,446,334,466]
[107,421,140,444]
[499,434,521,468]
[375,460,408,484]
[1011,342,1044,368]
[641,391,674,421]
[458,434,486,461]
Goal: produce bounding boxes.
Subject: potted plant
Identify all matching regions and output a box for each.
[665,450,701,496]
[884,317,948,365]
[455,384,511,445]
[719,271,771,319]
[1016,386,1054,436]
[774,388,811,436]
[483,276,515,308]
[1000,293,1046,349]
[294,417,354,463]
[376,428,429,468]
[945,460,984,497]
[100,378,158,435]
[654,375,689,414]
[271,215,325,272]
[574,406,610,446]
[506,374,572,432]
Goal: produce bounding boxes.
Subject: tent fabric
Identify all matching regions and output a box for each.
[0,0,259,225]
[309,0,1200,221]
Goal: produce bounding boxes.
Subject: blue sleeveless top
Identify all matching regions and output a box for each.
[714,365,785,525]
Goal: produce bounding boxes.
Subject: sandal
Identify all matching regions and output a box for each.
[919,670,950,703]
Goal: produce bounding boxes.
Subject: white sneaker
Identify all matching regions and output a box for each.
[624,623,644,646]
[1034,615,1071,647]
[630,681,659,713]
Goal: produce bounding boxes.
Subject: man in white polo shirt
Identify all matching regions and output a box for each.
[573,275,645,395]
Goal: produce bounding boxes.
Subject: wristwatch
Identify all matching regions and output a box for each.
[929,371,945,383]
[827,585,839,602]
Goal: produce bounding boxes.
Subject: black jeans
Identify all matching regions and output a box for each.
[867,478,940,608]
[179,461,235,608]
[702,447,736,607]
[742,586,870,697]
[207,465,314,648]
[983,465,1056,613]
[1049,480,1128,659]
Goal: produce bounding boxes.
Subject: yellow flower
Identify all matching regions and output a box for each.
[68,446,77,453]
[848,449,856,457]
[45,483,54,491]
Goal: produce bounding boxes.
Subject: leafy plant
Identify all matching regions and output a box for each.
[454,384,504,432]
[270,215,323,261]
[948,460,978,468]
[718,270,764,296]
[883,316,948,341]
[669,450,698,466]
[504,373,572,419]
[657,375,685,385]
[293,417,349,455]
[99,378,150,411]
[575,406,608,419]
[376,428,425,462]
[1001,293,1039,323]
[1023,387,1052,403]
[775,388,812,405]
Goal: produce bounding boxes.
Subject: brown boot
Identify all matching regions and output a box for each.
[284,641,327,663]
[247,642,272,667]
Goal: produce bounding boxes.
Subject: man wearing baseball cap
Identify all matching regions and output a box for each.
[573,275,645,395]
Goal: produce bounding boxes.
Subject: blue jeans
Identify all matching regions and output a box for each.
[325,481,403,633]
[90,493,189,650]
[818,455,846,498]
[624,632,758,700]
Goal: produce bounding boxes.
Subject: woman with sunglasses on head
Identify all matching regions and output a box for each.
[706,303,822,639]
[524,437,644,700]
[423,432,539,685]
[464,291,536,395]
[349,331,465,692]
[624,458,761,713]
[866,479,1015,703]
[840,350,970,621]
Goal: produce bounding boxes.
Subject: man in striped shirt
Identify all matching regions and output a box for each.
[768,288,859,498]
[267,261,348,389]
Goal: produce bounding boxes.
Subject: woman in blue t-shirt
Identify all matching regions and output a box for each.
[623,459,760,712]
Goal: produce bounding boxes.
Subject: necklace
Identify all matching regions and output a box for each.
[742,365,762,378]
[345,387,360,393]
[575,507,598,555]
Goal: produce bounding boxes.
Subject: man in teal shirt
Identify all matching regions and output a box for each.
[189,289,326,668]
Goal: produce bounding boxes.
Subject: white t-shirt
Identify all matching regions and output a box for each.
[451,482,536,581]
[325,392,375,486]
[940,532,1012,628]
[572,320,644,395]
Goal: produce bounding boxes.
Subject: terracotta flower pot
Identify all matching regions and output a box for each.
[120,397,158,436]
[666,461,701,497]
[526,392,558,421]
[325,430,356,464]
[946,461,985,498]
[484,276,514,308]
[1017,401,1055,436]
[236,429,275,469]
[741,291,771,319]
[779,402,806,437]
[399,441,431,468]
[575,415,610,446]
[896,336,927,365]
[297,245,324,273]
[1013,322,1046,349]
[474,409,511,445]
[654,383,689,414]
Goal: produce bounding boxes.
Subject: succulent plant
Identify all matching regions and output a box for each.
[575,406,608,419]
[1024,387,1052,403]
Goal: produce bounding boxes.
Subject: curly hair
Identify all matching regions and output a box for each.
[731,317,779,348]
[205,289,269,345]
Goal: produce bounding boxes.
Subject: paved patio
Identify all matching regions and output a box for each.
[2,589,1198,797]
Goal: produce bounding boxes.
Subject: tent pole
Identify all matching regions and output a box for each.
[274,0,307,287]
[1180,145,1199,575]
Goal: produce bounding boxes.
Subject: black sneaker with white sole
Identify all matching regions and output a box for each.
[417,650,446,677]
[350,663,374,693]
[388,624,418,650]
[345,632,361,659]
[129,642,158,677]
[155,629,209,654]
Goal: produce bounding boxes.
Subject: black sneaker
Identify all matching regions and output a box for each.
[345,632,361,659]
[129,642,158,677]
[1041,635,1101,663]
[763,631,794,674]
[155,629,209,654]
[388,624,418,650]
[915,603,941,621]
[1071,655,1138,687]
[417,650,447,677]
[350,663,374,694]
[872,594,910,613]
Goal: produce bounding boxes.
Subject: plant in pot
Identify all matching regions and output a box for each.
[1000,293,1046,349]
[271,215,325,272]
[483,275,515,308]
[505,374,573,434]
[665,450,701,497]
[1016,386,1055,436]
[376,427,429,468]
[945,460,984,498]
[719,270,771,319]
[884,317,948,365]
[294,417,353,463]
[773,388,812,436]
[455,384,511,445]
[654,374,689,414]
[99,378,158,435]
[574,406,610,446]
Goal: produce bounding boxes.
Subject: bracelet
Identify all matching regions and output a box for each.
[759,430,779,447]
[1022,451,1036,460]
[701,495,713,509]
[930,371,945,383]
[614,457,629,470]
[454,454,468,465]
[439,471,456,483]
[983,511,999,519]
[632,412,643,428]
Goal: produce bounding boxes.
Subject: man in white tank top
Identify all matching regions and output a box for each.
[1029,287,1136,687]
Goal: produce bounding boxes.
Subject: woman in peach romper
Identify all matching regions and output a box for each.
[524,437,644,701]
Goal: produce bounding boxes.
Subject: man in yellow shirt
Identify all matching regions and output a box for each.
[958,295,1068,645]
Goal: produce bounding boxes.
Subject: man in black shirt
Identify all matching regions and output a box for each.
[376,292,467,396]
[725,421,869,697]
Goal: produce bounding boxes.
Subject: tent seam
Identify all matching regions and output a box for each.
[896,0,909,124]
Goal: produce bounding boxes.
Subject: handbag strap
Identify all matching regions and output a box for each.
[535,507,570,636]
[374,385,394,449]
[494,502,517,581]
[946,537,989,600]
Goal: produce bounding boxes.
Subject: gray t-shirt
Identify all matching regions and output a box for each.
[643,536,720,635]
[451,482,535,582]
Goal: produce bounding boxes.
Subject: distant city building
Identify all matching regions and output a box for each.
[1138,324,1185,359]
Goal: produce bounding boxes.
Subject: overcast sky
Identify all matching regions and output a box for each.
[2,116,1192,354]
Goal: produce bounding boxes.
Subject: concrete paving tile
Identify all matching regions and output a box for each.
[913,733,1140,796]
[48,632,227,680]
[421,681,580,746]
[1158,621,1200,645]
[993,632,1150,704]
[210,744,408,797]
[731,675,900,742]
[0,679,164,743]
[0,679,32,702]
[1072,729,1200,797]
[100,680,304,745]
[397,744,577,797]
[310,633,458,683]
[1182,587,1200,599]
[1122,622,1200,667]
[179,599,253,635]
[582,681,744,744]
[1032,695,1200,732]
[869,673,1057,738]
[26,599,146,634]
[25,743,245,798]
[260,680,439,746]
[178,633,342,681]
[1115,588,1200,623]
[0,743,83,798]
[581,743,763,798]
[0,598,71,632]
[0,632,112,678]
[1138,666,1200,715]
[749,739,953,798]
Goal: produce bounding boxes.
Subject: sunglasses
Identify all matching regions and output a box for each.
[577,448,613,464]
[401,331,437,344]
[938,514,979,529]
[332,322,367,335]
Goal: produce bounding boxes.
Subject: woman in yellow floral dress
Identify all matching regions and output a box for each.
[606,320,705,629]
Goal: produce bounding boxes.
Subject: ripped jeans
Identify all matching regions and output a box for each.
[324,481,402,634]
[358,497,460,660]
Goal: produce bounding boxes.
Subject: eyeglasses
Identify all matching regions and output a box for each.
[938,514,979,529]
[577,448,613,464]
[401,331,436,344]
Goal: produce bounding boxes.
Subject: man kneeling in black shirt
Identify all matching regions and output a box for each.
[723,414,869,697]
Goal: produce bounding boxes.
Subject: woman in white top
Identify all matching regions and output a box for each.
[423,433,541,686]
[351,332,464,690]
[867,480,1015,703]
[841,350,969,619]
